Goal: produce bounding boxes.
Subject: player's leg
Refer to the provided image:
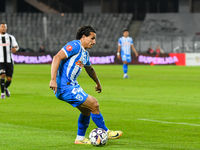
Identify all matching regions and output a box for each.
[0,64,6,98]
[75,95,108,144]
[0,73,6,99]
[5,76,12,87]
[121,54,129,78]
[4,63,13,97]
[59,86,91,144]
[123,55,131,78]
[122,61,129,78]
[74,106,91,144]
[78,95,122,139]
[79,95,108,131]
[58,86,122,143]
[4,76,11,97]
[123,61,128,73]
[55,88,91,144]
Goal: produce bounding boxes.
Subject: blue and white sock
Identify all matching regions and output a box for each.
[91,113,108,131]
[77,113,90,139]
[123,64,128,74]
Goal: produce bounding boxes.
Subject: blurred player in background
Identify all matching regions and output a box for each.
[49,25,123,144]
[117,29,138,78]
[0,22,19,99]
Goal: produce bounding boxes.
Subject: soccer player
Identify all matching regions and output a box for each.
[49,25,123,144]
[117,29,138,78]
[0,22,19,98]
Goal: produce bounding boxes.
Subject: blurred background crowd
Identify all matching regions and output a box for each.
[0,0,199,54]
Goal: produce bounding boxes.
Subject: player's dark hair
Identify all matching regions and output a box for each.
[0,21,6,25]
[76,25,96,40]
[123,29,128,33]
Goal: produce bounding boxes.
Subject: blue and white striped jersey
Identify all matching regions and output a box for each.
[56,40,91,89]
[118,36,133,55]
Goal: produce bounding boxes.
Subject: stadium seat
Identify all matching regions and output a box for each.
[0,13,133,52]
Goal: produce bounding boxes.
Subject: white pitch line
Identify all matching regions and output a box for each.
[138,119,200,127]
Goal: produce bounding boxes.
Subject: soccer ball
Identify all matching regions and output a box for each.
[89,128,108,146]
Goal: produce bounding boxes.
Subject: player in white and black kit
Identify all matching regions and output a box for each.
[0,22,19,99]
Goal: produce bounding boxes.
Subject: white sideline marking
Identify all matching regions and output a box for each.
[138,119,200,127]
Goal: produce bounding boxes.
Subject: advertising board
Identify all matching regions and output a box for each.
[12,52,187,66]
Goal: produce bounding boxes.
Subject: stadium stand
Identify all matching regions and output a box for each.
[0,13,133,53]
[136,13,200,53]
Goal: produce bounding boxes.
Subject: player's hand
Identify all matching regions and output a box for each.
[135,52,139,57]
[95,84,102,93]
[49,80,57,94]
[11,48,17,53]
[117,55,121,60]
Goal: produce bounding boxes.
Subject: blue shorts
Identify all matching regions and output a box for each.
[121,54,131,63]
[55,85,88,107]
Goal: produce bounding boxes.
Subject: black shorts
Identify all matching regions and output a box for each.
[0,63,14,77]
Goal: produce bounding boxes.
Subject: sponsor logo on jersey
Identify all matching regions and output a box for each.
[123,42,131,45]
[76,60,84,68]
[0,43,10,46]
[66,45,72,51]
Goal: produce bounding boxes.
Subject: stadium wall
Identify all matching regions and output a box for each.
[12,52,200,66]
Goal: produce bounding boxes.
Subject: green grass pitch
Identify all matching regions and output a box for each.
[0,64,200,150]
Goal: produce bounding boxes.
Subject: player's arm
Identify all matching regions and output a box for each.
[11,36,19,53]
[131,44,138,57]
[84,65,101,93]
[117,45,121,59]
[49,49,66,94]
[11,46,19,53]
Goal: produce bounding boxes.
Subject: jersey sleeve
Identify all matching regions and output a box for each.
[118,38,122,46]
[11,35,19,50]
[85,51,91,66]
[62,41,81,58]
[130,38,133,45]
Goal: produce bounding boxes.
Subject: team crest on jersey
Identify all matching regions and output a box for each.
[76,94,83,101]
[66,45,72,51]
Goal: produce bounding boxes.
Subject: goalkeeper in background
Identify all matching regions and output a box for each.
[117,29,138,78]
[49,25,123,144]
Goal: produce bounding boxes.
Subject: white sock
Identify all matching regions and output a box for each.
[76,135,85,141]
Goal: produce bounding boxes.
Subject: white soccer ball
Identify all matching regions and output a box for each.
[89,128,108,146]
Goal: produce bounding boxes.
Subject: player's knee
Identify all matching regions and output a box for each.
[7,77,12,81]
[91,99,100,113]
[93,101,99,110]
[1,74,6,78]
[82,110,91,116]
[123,61,128,64]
